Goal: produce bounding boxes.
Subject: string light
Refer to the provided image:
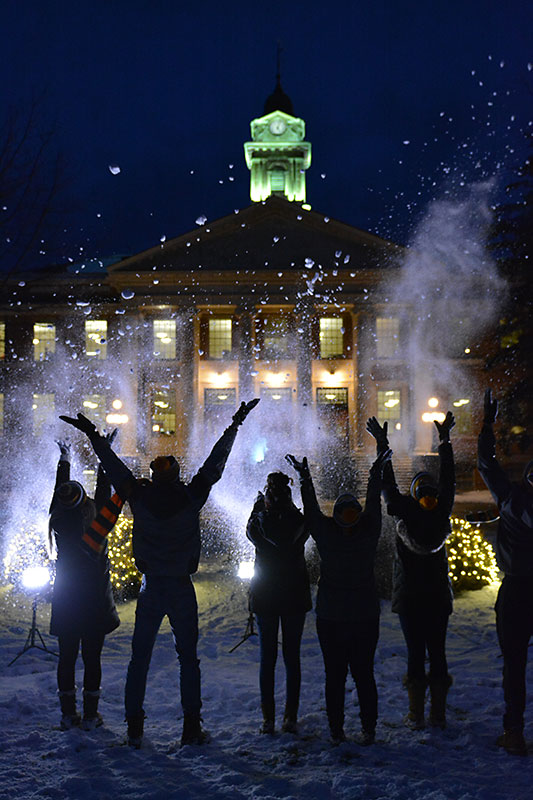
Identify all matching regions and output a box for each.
[447,517,500,590]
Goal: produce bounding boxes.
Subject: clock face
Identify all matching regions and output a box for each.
[269,118,286,135]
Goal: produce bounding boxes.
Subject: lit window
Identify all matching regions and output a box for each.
[0,393,3,435]
[33,393,55,437]
[261,387,292,403]
[153,320,176,359]
[152,389,176,435]
[208,319,232,359]
[33,323,55,361]
[0,322,5,359]
[85,320,107,359]
[452,398,473,434]
[316,387,348,406]
[82,395,107,429]
[377,390,401,425]
[376,317,400,358]
[269,169,286,193]
[319,318,344,358]
[262,316,290,360]
[204,388,236,416]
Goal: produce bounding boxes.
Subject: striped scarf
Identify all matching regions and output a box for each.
[81,492,125,559]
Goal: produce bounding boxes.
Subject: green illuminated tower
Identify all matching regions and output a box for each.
[244,77,311,203]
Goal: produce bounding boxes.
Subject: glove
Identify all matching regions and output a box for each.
[253,491,265,511]
[484,388,498,424]
[434,411,455,442]
[59,412,99,439]
[232,398,260,427]
[366,417,389,452]
[285,454,310,479]
[370,448,393,475]
[56,440,71,460]
[105,428,118,445]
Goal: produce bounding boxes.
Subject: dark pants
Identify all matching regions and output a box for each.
[496,576,533,732]
[125,574,201,719]
[399,608,450,681]
[255,612,306,718]
[316,615,379,734]
[57,632,105,692]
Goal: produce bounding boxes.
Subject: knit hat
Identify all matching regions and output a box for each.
[56,481,86,509]
[410,471,437,501]
[333,493,362,528]
[150,455,180,483]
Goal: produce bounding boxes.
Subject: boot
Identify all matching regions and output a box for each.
[260,701,275,735]
[281,703,298,734]
[404,677,427,730]
[180,712,209,747]
[59,689,81,730]
[496,728,527,756]
[126,712,145,748]
[82,689,103,731]
[428,675,452,729]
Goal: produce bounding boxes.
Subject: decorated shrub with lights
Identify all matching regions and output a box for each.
[446,517,500,591]
[107,516,140,599]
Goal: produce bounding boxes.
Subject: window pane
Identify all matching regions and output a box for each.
[376,317,400,358]
[451,397,473,434]
[81,394,107,429]
[208,319,232,359]
[153,320,176,359]
[270,170,285,192]
[377,389,401,425]
[33,393,55,436]
[0,322,5,359]
[85,320,107,359]
[316,387,348,406]
[151,389,176,435]
[260,387,292,403]
[319,318,344,358]
[204,387,236,409]
[262,316,290,360]
[33,323,55,361]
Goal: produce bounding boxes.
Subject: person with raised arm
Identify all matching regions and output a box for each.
[49,431,122,731]
[477,388,533,756]
[367,412,455,730]
[246,471,311,735]
[286,444,392,745]
[61,398,259,749]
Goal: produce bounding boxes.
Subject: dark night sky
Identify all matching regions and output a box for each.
[1,0,532,271]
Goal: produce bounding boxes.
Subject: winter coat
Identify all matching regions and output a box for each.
[246,497,311,616]
[478,424,533,577]
[49,459,120,638]
[298,464,383,622]
[90,424,239,577]
[383,441,455,616]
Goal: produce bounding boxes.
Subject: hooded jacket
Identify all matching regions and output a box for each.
[298,463,383,622]
[246,495,311,616]
[383,441,455,615]
[478,423,533,577]
[49,458,120,637]
[89,424,239,577]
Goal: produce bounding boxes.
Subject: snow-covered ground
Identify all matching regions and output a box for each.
[1,565,531,800]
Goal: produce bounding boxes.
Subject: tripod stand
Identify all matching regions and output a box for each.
[9,595,58,666]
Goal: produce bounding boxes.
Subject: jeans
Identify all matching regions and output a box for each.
[125,574,201,719]
[316,615,379,734]
[57,632,105,693]
[496,576,533,732]
[255,612,306,718]
[399,608,450,681]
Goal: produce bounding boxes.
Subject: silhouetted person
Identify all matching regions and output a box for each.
[246,471,311,735]
[61,399,259,748]
[367,413,455,729]
[477,389,533,756]
[286,445,392,745]
[49,434,122,731]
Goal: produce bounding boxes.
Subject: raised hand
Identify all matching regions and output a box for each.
[370,448,393,474]
[232,398,260,427]
[56,440,71,459]
[484,388,498,424]
[366,417,389,452]
[285,454,310,478]
[59,412,98,438]
[434,411,456,442]
[105,428,118,445]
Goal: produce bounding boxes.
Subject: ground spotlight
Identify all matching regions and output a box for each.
[21,566,51,591]
[237,561,255,580]
[9,566,57,667]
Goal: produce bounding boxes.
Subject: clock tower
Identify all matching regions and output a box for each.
[244,77,312,203]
